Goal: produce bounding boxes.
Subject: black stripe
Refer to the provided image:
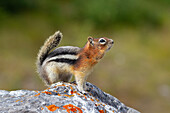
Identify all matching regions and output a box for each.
[49,52,78,58]
[47,51,78,59]
[48,58,77,65]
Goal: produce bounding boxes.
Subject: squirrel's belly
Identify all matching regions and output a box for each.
[45,62,73,83]
[46,62,73,73]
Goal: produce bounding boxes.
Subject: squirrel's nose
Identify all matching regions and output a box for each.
[110,39,114,44]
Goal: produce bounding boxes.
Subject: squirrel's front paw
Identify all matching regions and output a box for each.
[80,90,88,95]
[85,86,91,92]
[77,87,88,95]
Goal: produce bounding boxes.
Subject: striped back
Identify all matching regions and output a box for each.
[46,46,81,65]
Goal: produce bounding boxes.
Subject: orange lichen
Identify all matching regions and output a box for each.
[41,107,44,110]
[70,90,74,94]
[112,110,114,113]
[64,94,74,98]
[90,98,94,101]
[95,103,104,107]
[77,93,80,95]
[96,99,99,102]
[58,94,61,96]
[99,110,106,113]
[15,100,20,102]
[70,86,73,90]
[46,105,59,112]
[70,90,78,95]
[63,104,83,113]
[34,93,40,97]
[42,91,52,95]
[53,90,58,93]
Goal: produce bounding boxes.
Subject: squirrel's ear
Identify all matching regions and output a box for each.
[88,36,94,46]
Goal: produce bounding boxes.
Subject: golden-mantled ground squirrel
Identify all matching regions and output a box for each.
[36,31,114,92]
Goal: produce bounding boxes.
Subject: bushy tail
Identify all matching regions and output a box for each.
[36,31,62,73]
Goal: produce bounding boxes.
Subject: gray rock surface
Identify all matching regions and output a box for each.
[0,82,140,113]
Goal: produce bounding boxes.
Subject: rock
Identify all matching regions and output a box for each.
[0,82,140,113]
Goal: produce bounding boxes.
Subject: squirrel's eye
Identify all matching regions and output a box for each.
[99,38,106,44]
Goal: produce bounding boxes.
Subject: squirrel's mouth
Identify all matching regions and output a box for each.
[106,41,114,51]
[106,45,113,51]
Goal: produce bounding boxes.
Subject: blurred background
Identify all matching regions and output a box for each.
[0,0,170,112]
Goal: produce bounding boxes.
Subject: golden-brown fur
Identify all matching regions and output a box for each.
[37,32,114,92]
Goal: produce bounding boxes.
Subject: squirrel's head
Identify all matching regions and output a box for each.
[87,36,114,52]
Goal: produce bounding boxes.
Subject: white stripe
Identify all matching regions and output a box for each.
[48,54,78,61]
[43,54,78,65]
[58,46,79,49]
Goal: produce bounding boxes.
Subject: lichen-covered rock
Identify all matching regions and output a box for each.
[0,82,140,113]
